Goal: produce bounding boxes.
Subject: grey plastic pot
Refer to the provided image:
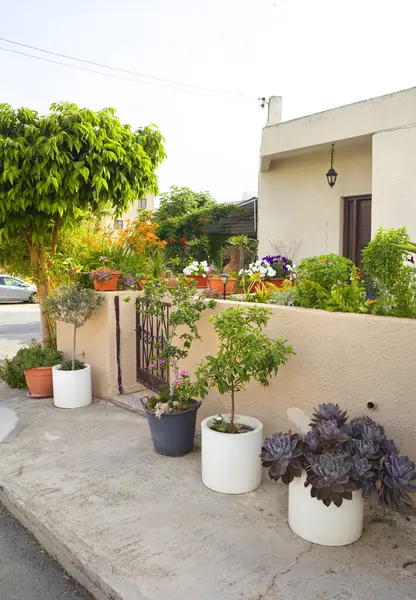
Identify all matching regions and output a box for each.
[141,398,201,457]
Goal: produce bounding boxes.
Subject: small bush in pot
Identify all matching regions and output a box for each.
[139,276,215,456]
[43,284,104,408]
[0,341,62,396]
[195,305,294,494]
[262,403,416,546]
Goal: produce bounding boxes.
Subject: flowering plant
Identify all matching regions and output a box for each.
[262,402,416,512]
[146,371,197,417]
[89,266,113,282]
[261,255,294,278]
[238,259,276,279]
[183,260,212,277]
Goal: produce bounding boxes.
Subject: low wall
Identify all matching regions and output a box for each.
[181,301,416,458]
[57,291,142,399]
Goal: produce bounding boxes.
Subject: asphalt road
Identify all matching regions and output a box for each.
[0,303,41,362]
[0,505,93,600]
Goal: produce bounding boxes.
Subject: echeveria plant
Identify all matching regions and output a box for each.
[261,403,416,512]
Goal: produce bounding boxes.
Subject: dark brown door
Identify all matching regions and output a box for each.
[343,196,371,264]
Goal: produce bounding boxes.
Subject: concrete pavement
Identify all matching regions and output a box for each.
[1,382,416,600]
[0,303,40,362]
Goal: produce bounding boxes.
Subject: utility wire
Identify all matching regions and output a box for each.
[0,36,254,100]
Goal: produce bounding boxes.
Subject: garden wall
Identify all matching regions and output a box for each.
[57,291,142,399]
[181,301,416,458]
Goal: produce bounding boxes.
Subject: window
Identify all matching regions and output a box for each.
[2,277,25,287]
[114,219,124,230]
[138,198,147,208]
[343,196,372,265]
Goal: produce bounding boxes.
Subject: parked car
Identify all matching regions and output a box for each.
[0,275,37,303]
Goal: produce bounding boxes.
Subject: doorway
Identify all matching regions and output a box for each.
[343,196,372,264]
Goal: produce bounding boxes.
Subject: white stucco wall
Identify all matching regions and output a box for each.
[258,142,372,260]
[372,125,416,241]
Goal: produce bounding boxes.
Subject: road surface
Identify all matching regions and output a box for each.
[0,303,40,362]
[0,505,93,600]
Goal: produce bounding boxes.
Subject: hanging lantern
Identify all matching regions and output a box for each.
[326,143,338,188]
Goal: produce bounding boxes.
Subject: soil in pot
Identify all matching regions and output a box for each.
[93,272,121,291]
[24,366,53,398]
[141,399,201,456]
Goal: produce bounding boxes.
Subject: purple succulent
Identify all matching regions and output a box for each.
[308,454,357,507]
[315,419,349,447]
[378,453,416,512]
[261,432,303,484]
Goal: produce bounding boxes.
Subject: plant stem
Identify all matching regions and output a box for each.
[230,383,235,427]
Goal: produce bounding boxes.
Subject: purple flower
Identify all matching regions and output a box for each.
[180,370,188,376]
[150,362,157,368]
[159,360,165,365]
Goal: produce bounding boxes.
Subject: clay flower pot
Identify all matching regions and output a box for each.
[185,274,208,289]
[136,277,149,291]
[24,366,53,398]
[208,276,236,296]
[161,277,178,288]
[93,271,121,291]
[264,277,288,288]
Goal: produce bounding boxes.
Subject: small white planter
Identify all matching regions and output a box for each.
[288,472,364,546]
[201,414,263,494]
[52,364,92,409]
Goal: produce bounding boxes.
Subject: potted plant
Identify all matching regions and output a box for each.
[238,259,277,292]
[89,257,121,291]
[261,403,416,546]
[0,341,62,398]
[195,306,294,494]
[44,284,104,408]
[208,271,237,295]
[183,260,212,288]
[261,255,294,287]
[140,276,215,456]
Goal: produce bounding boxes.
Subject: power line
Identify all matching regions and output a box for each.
[0,36,254,100]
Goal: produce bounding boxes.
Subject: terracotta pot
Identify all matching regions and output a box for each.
[161,277,178,288]
[264,277,289,288]
[24,366,53,398]
[93,271,121,291]
[208,276,236,295]
[136,277,149,291]
[185,274,208,289]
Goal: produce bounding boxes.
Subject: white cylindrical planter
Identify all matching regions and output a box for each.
[201,414,263,494]
[52,364,92,409]
[288,472,364,546]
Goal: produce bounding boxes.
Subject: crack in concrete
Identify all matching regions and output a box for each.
[257,542,313,600]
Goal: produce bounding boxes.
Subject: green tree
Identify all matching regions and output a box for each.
[0,102,165,344]
[152,186,235,269]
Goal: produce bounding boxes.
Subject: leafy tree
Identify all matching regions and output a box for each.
[152,186,235,269]
[0,102,165,344]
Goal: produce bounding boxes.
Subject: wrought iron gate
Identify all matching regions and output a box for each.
[136,299,170,391]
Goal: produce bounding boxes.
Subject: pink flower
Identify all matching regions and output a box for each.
[180,370,187,376]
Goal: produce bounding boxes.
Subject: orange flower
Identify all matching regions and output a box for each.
[320,258,327,263]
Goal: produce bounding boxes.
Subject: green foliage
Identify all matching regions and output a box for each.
[325,268,368,313]
[60,359,86,371]
[152,186,235,268]
[362,227,416,318]
[195,306,294,428]
[296,254,355,291]
[140,275,216,379]
[0,342,62,389]
[294,280,329,309]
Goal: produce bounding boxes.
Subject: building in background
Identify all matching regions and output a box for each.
[107,194,155,230]
[258,87,416,263]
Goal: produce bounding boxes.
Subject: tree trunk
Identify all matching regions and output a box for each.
[72,325,77,370]
[29,242,52,347]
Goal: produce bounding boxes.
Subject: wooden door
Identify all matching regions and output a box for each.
[343,196,372,264]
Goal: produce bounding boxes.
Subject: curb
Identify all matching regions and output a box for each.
[0,483,143,600]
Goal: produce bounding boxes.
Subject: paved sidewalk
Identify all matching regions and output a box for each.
[0,382,416,600]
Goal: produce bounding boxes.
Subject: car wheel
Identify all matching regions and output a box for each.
[28,292,38,303]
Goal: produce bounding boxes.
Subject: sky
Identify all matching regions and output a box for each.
[0,0,415,203]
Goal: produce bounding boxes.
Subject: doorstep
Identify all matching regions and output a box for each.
[1,384,416,600]
[107,390,151,416]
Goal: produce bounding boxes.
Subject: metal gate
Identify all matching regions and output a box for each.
[136,299,170,391]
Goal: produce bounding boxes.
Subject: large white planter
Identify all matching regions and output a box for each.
[201,414,263,494]
[288,472,364,546]
[52,364,92,409]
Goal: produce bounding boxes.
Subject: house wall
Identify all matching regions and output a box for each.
[258,143,372,260]
[372,125,416,241]
[181,301,416,459]
[102,194,155,230]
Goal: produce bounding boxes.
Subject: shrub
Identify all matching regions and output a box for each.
[296,254,354,291]
[0,342,62,389]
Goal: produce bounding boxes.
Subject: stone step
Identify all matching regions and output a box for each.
[106,390,152,416]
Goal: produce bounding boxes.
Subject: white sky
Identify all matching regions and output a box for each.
[1,0,415,203]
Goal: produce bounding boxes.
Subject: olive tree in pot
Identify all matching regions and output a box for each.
[140,276,215,456]
[261,403,416,546]
[195,306,294,494]
[43,284,104,408]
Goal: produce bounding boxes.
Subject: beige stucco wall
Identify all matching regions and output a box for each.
[372,125,416,241]
[57,291,142,399]
[261,86,416,163]
[258,142,372,260]
[181,301,416,459]
[102,193,155,230]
